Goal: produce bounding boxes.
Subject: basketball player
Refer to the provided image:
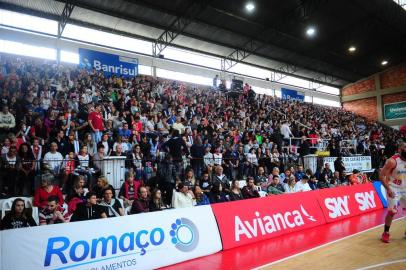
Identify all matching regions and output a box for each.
[380,140,406,243]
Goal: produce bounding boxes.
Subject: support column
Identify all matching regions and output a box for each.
[152,65,157,78]
[375,74,383,122]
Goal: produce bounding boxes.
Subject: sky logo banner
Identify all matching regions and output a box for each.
[1,206,221,270]
[79,48,138,77]
[281,88,304,102]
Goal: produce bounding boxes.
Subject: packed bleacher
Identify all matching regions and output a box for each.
[0,53,403,230]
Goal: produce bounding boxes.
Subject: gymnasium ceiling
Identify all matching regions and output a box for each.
[1,0,406,88]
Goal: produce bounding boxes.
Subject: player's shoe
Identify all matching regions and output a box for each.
[381,232,390,243]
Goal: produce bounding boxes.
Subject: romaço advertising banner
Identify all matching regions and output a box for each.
[384,101,406,120]
[323,156,372,172]
[281,88,305,102]
[315,183,383,223]
[1,205,222,270]
[210,192,326,250]
[79,48,138,78]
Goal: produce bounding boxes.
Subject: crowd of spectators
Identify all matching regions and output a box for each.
[0,54,403,229]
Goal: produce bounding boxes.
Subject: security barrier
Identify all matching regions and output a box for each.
[0,183,385,269]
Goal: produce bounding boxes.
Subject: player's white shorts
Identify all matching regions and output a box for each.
[387,188,406,213]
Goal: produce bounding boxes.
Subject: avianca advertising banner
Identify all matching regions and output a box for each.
[211,192,326,250]
[1,206,222,270]
[316,183,383,223]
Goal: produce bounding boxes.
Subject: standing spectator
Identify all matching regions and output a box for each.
[294,175,312,192]
[39,195,68,225]
[70,192,107,221]
[1,198,37,230]
[190,137,205,179]
[0,105,15,140]
[158,154,177,206]
[299,136,310,164]
[88,103,105,144]
[0,145,20,197]
[17,143,35,196]
[241,176,260,199]
[43,142,63,176]
[160,129,189,175]
[99,188,124,217]
[334,156,346,179]
[280,121,293,145]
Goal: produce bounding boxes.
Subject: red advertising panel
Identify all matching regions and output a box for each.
[315,183,383,223]
[211,192,326,250]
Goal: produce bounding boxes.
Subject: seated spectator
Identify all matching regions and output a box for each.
[349,169,367,185]
[149,188,167,211]
[241,176,260,199]
[92,176,115,200]
[199,172,212,193]
[99,188,124,217]
[66,175,88,202]
[294,175,312,192]
[229,179,244,201]
[1,198,37,230]
[283,177,296,193]
[332,171,344,185]
[295,165,305,181]
[212,165,230,193]
[308,175,319,190]
[111,144,126,157]
[318,173,330,189]
[172,183,196,208]
[70,192,107,222]
[0,105,16,137]
[33,176,64,209]
[329,178,339,188]
[119,172,141,207]
[130,186,150,214]
[39,195,68,225]
[319,163,333,182]
[208,182,229,204]
[183,169,196,189]
[194,186,210,206]
[255,166,268,191]
[267,175,285,195]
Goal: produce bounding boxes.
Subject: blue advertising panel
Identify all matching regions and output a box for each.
[79,48,138,77]
[281,88,304,102]
[372,181,388,208]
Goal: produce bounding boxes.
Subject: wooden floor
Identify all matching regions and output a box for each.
[265,219,406,270]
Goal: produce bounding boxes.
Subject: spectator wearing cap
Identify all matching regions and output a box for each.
[294,175,312,192]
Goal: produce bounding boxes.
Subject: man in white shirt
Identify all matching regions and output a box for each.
[294,175,312,192]
[172,183,196,208]
[280,121,293,141]
[43,142,63,175]
[172,116,185,135]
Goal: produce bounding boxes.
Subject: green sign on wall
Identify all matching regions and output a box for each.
[384,101,406,120]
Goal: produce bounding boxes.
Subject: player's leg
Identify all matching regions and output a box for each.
[399,194,406,239]
[381,192,398,243]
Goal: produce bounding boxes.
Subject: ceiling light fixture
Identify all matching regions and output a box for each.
[348,46,356,52]
[381,60,388,66]
[306,26,316,37]
[245,2,255,12]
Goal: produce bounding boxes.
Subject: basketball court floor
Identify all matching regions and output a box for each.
[161,209,406,270]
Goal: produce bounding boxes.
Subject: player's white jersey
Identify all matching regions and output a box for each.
[389,154,406,190]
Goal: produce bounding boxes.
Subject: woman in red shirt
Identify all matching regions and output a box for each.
[33,176,64,209]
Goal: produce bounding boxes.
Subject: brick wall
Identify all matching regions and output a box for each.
[382,92,406,105]
[342,98,377,121]
[342,77,375,96]
[380,63,406,89]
